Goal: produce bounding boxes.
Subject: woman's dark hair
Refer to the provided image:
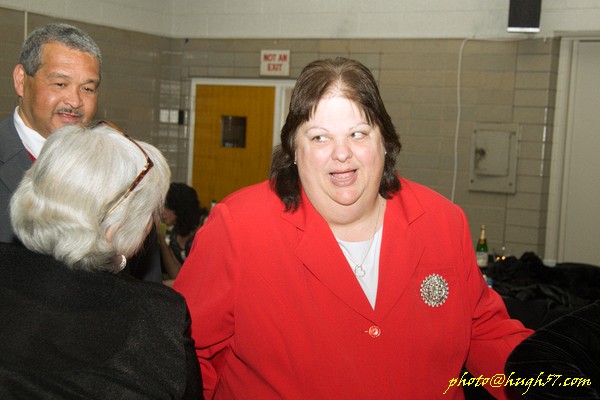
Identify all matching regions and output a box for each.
[269,57,401,212]
[165,183,206,236]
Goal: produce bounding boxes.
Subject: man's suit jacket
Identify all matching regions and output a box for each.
[0,116,32,243]
[174,178,532,400]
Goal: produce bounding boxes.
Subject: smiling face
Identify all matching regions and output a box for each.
[295,93,385,220]
[13,42,100,138]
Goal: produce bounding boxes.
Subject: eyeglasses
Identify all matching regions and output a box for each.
[91,120,154,215]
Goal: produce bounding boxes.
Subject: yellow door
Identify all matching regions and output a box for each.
[192,85,275,208]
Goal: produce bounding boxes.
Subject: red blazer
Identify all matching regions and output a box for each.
[174,178,532,399]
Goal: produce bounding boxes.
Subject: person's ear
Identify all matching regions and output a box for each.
[105,224,118,243]
[13,64,26,98]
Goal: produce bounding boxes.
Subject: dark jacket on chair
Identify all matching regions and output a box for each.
[505,299,600,399]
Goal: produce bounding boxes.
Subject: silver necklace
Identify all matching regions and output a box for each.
[338,202,382,278]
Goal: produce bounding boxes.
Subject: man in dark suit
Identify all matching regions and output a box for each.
[0,23,101,243]
[0,23,162,282]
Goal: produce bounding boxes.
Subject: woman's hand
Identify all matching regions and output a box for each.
[155,214,182,282]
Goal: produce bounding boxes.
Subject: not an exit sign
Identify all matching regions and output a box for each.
[260,50,290,76]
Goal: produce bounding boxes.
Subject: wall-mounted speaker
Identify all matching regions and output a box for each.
[507,0,542,33]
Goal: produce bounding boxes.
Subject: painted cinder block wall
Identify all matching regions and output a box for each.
[0,4,566,258]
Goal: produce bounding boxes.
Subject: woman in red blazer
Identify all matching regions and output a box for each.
[174,57,532,399]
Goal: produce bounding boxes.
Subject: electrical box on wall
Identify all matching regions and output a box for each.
[469,123,519,194]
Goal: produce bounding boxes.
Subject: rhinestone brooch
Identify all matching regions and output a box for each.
[420,274,449,307]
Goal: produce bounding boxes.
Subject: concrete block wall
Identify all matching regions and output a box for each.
[0,7,559,258]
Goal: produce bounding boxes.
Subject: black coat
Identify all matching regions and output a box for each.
[505,299,600,399]
[0,242,202,399]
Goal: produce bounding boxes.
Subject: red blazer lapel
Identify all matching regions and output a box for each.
[283,194,376,320]
[375,182,427,319]
[375,212,425,320]
[282,182,430,322]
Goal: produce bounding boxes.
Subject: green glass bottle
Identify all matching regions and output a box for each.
[475,224,489,267]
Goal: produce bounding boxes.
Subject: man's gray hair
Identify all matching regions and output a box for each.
[10,124,170,273]
[19,22,102,78]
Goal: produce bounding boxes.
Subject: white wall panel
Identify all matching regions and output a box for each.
[1,0,600,39]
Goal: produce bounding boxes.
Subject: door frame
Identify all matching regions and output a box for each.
[187,78,296,184]
[544,35,600,265]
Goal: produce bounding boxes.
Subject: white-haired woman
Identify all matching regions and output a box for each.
[0,123,202,399]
